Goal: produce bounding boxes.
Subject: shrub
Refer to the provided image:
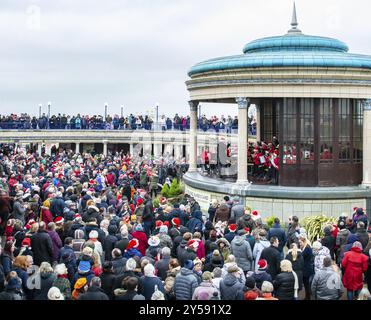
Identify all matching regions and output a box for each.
[161,183,170,198]
[303,215,337,242]
[266,215,276,229]
[168,179,183,197]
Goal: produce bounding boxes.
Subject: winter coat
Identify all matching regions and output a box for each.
[169,208,188,227]
[314,246,331,274]
[103,233,118,261]
[158,233,173,249]
[207,206,217,223]
[285,250,304,290]
[59,245,76,263]
[114,289,144,300]
[31,230,54,266]
[84,223,106,244]
[230,236,253,272]
[311,267,344,300]
[34,272,57,300]
[251,271,272,290]
[230,204,245,223]
[301,245,314,278]
[72,270,94,287]
[78,286,109,300]
[356,228,369,250]
[214,204,230,223]
[253,239,271,271]
[131,231,148,256]
[237,214,255,232]
[12,201,26,223]
[124,248,142,260]
[321,231,336,258]
[336,229,350,250]
[178,246,197,267]
[82,207,102,226]
[341,246,369,291]
[1,253,13,276]
[155,256,171,281]
[260,245,281,280]
[273,271,296,300]
[112,256,127,275]
[174,268,199,300]
[224,231,236,244]
[50,196,66,217]
[192,281,219,300]
[204,256,224,272]
[138,275,164,300]
[187,211,203,234]
[100,271,116,299]
[41,208,53,226]
[220,273,244,300]
[48,230,62,263]
[52,276,71,299]
[115,237,129,253]
[267,224,287,252]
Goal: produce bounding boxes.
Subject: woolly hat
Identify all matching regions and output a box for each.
[155,220,163,228]
[184,260,194,270]
[6,277,21,290]
[55,264,68,275]
[187,239,199,249]
[78,261,91,273]
[228,224,237,232]
[135,223,144,232]
[352,241,363,250]
[54,216,64,224]
[126,238,139,251]
[22,238,31,247]
[89,230,98,239]
[148,236,160,247]
[48,287,64,300]
[74,277,87,289]
[245,276,256,289]
[312,241,322,251]
[171,217,180,227]
[159,225,168,234]
[257,259,268,271]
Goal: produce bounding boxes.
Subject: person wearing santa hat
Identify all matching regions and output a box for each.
[124,238,142,259]
[251,259,272,290]
[178,239,198,267]
[225,224,237,244]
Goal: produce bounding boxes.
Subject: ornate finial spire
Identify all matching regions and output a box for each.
[287,1,302,34]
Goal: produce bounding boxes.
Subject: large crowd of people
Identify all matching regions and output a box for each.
[0,145,370,301]
[0,113,257,134]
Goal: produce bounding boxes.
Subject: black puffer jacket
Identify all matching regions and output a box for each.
[31,230,54,266]
[273,271,295,300]
[78,286,109,300]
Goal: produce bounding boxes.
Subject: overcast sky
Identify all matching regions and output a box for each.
[1,0,371,118]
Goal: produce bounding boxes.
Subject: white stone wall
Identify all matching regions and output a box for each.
[185,184,366,221]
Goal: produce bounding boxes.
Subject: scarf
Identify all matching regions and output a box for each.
[58,274,69,279]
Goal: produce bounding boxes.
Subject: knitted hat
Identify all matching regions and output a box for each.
[48,287,64,300]
[257,259,268,271]
[126,238,139,251]
[228,224,237,232]
[159,225,168,234]
[352,241,363,250]
[135,224,144,232]
[74,277,87,289]
[171,217,180,227]
[78,261,91,273]
[54,216,64,224]
[187,239,199,249]
[155,220,163,228]
[245,276,256,289]
[55,264,67,275]
[89,230,99,239]
[148,236,160,247]
[184,260,194,270]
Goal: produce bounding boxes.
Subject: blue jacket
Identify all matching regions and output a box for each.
[124,248,142,260]
[268,224,287,252]
[50,196,66,217]
[187,211,203,234]
[302,246,314,277]
[138,276,164,300]
[1,253,12,276]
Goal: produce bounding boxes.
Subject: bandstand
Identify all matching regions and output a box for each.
[183,5,371,221]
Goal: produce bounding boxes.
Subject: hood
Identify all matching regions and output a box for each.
[324,228,332,236]
[232,235,245,246]
[88,205,99,213]
[223,273,237,287]
[40,272,53,279]
[347,233,359,244]
[339,229,350,236]
[350,246,362,253]
[259,240,270,248]
[179,239,188,248]
[180,268,194,276]
[108,225,118,235]
[193,210,203,220]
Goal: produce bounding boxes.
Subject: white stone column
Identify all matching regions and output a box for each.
[103,140,108,156]
[188,101,199,172]
[174,144,183,160]
[75,142,80,154]
[165,144,174,157]
[236,97,249,183]
[362,99,371,186]
[143,144,152,157]
[37,143,42,155]
[129,143,134,156]
[154,144,162,158]
[256,104,261,141]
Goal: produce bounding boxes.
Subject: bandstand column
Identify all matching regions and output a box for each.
[362,99,371,186]
[256,105,261,141]
[236,97,250,183]
[75,142,80,154]
[154,144,162,158]
[174,144,182,160]
[129,143,134,156]
[37,143,42,155]
[188,101,199,172]
[103,140,108,156]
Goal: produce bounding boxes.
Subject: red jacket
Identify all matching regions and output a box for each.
[131,231,148,256]
[41,207,54,226]
[196,240,206,259]
[341,247,368,291]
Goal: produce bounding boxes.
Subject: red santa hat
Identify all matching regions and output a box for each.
[251,210,261,221]
[89,179,95,185]
[155,220,164,228]
[171,217,181,228]
[187,239,199,249]
[129,204,135,212]
[137,198,143,206]
[163,221,170,228]
[228,224,237,233]
[160,197,167,205]
[54,216,64,224]
[353,207,358,212]
[244,227,251,233]
[74,214,82,221]
[126,238,139,251]
[22,238,31,247]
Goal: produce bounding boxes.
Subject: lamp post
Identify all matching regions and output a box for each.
[47,101,51,129]
[155,102,159,130]
[104,102,108,121]
[198,103,202,120]
[38,104,42,118]
[121,105,124,118]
